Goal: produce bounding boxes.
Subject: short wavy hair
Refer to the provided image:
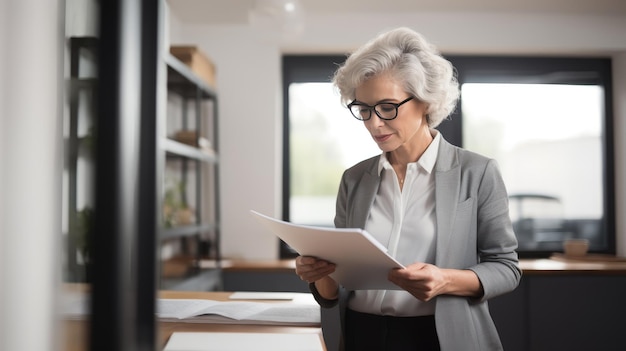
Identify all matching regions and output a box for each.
[332,27,459,128]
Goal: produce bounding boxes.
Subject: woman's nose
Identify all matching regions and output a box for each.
[365,112,386,127]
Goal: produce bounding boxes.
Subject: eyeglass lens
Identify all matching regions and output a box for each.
[349,103,399,120]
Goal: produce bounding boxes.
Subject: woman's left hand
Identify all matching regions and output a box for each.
[387,262,449,301]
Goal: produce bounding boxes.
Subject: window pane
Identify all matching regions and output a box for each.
[283,55,614,258]
[461,83,605,251]
[289,82,379,225]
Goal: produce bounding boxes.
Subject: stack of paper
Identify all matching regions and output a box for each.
[251,210,405,290]
[163,332,325,351]
[157,293,320,326]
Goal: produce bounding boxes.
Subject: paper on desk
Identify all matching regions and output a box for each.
[61,291,89,318]
[61,290,320,325]
[163,332,324,351]
[229,291,300,300]
[250,210,405,290]
[157,298,320,325]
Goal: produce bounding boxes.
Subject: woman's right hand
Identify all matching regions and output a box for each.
[295,256,339,299]
[295,256,336,283]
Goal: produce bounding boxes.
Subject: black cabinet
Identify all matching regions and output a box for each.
[490,274,626,351]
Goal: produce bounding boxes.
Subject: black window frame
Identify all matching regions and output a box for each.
[280,55,347,257]
[281,54,615,259]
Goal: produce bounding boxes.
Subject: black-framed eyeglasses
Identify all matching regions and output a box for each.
[347,96,414,121]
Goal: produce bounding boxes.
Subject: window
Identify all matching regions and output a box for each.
[447,56,615,257]
[282,55,615,258]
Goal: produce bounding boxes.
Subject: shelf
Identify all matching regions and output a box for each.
[68,77,98,90]
[163,138,218,163]
[160,45,221,292]
[70,36,99,51]
[161,223,217,240]
[166,53,216,99]
[161,224,217,240]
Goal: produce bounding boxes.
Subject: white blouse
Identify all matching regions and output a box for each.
[348,131,441,316]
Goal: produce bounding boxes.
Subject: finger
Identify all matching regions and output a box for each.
[295,256,319,273]
[302,262,335,277]
[388,267,412,280]
[388,270,406,286]
[298,257,335,271]
[295,256,311,268]
[299,264,336,283]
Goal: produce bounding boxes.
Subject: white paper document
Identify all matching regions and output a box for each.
[61,291,89,319]
[163,332,325,351]
[250,210,405,290]
[157,298,320,326]
[228,291,300,300]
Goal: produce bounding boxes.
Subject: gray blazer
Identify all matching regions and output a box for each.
[325,135,522,351]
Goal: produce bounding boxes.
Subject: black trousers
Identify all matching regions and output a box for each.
[344,308,441,351]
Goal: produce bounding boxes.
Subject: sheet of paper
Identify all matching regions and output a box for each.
[251,210,405,290]
[163,332,324,351]
[157,298,320,325]
[229,292,299,300]
[158,299,266,320]
[61,291,89,319]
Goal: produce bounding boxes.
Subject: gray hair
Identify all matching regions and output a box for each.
[332,27,459,128]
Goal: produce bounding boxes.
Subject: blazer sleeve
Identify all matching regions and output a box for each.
[469,158,522,301]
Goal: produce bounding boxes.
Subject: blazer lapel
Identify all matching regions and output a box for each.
[434,138,460,265]
[350,158,380,229]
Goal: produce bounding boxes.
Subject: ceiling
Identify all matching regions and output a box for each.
[168,0,626,25]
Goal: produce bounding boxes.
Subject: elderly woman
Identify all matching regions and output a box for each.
[295,27,521,351]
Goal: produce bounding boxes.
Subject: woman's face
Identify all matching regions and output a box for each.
[354,74,429,153]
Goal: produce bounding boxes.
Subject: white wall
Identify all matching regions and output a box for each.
[169,10,626,259]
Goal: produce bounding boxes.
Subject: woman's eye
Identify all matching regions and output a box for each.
[378,104,395,113]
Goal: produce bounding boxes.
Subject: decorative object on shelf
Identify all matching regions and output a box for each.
[173,130,199,146]
[172,130,215,156]
[161,255,196,278]
[170,46,217,88]
[163,179,195,228]
[82,125,96,152]
[75,207,94,265]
